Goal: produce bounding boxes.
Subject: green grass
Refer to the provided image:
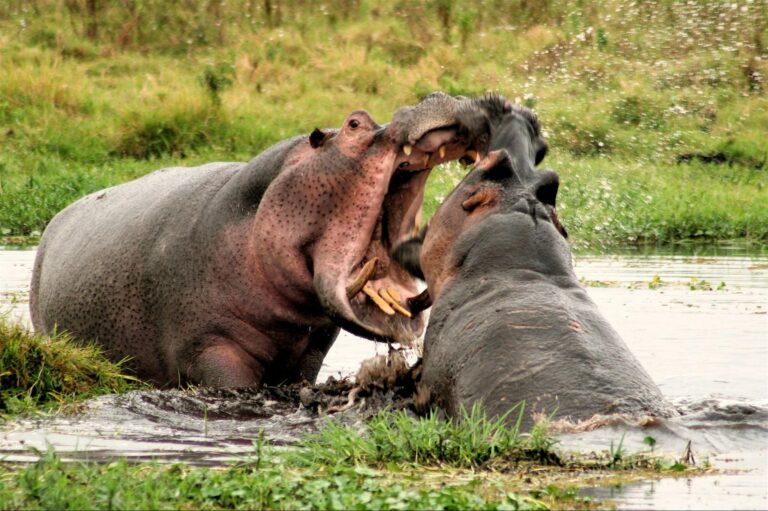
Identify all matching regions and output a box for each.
[0,0,766,244]
[293,402,544,468]
[0,440,549,511]
[0,406,697,510]
[0,317,138,417]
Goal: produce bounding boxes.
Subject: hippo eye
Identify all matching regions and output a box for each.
[349,119,360,129]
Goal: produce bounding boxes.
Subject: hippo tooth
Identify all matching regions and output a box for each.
[380,288,412,318]
[363,285,396,315]
[403,144,413,156]
[386,286,401,302]
[466,149,478,162]
[439,145,446,159]
[406,288,432,313]
[423,154,431,167]
[346,257,379,298]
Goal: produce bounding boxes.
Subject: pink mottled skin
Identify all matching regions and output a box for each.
[32,95,487,388]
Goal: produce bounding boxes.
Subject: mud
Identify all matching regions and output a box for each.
[0,352,422,464]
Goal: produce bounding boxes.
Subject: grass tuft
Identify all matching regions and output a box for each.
[0,317,137,416]
[293,402,561,469]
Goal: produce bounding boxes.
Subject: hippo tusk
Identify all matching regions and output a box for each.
[459,149,479,166]
[403,144,413,156]
[407,288,432,314]
[379,288,412,318]
[439,145,446,159]
[363,284,395,315]
[346,257,379,298]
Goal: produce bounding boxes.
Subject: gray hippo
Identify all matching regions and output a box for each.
[30,93,488,388]
[397,95,676,427]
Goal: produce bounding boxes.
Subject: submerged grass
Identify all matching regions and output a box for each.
[0,317,137,417]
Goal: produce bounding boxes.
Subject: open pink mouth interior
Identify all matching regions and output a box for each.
[340,127,481,344]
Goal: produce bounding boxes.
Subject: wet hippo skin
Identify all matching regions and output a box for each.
[30,93,490,388]
[396,95,677,427]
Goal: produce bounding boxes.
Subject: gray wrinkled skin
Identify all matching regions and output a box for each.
[422,214,677,427]
[418,96,676,427]
[30,94,486,389]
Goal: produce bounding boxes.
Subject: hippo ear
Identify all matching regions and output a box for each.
[310,128,330,149]
[534,168,559,207]
[534,137,549,166]
[475,149,515,182]
[461,186,501,213]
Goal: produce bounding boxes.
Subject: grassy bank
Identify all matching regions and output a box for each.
[0,405,700,510]
[0,0,766,245]
[0,318,137,417]
[0,316,703,509]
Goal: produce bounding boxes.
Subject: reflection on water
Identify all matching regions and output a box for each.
[580,450,768,511]
[1,248,767,509]
[572,240,768,258]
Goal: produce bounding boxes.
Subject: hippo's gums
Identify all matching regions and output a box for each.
[30,93,489,388]
[395,95,677,427]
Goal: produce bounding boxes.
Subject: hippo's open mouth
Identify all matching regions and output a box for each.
[336,127,482,345]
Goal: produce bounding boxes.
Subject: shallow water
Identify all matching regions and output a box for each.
[1,247,767,509]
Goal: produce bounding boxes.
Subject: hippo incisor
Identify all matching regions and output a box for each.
[30,93,490,388]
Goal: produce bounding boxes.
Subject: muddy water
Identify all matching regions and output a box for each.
[1,247,767,509]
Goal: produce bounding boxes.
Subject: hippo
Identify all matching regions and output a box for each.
[30,93,488,388]
[396,95,676,427]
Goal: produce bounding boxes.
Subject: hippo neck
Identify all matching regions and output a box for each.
[220,136,306,219]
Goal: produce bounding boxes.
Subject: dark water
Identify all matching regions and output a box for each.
[1,248,767,509]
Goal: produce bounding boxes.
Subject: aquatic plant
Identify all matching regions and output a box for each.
[291,402,561,469]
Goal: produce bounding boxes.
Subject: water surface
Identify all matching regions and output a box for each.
[1,248,766,509]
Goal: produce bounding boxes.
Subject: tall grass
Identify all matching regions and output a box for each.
[0,0,766,243]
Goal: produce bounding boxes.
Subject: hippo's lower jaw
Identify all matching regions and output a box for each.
[312,122,483,346]
[316,260,424,346]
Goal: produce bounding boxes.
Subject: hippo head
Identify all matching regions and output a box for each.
[417,150,566,303]
[260,92,487,345]
[390,99,566,308]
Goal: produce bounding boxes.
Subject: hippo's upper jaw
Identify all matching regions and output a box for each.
[310,94,488,345]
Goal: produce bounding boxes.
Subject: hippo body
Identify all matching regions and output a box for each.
[31,94,487,388]
[408,96,675,426]
[421,214,675,425]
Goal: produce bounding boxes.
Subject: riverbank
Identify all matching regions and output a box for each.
[2,248,766,509]
[1,1,766,244]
